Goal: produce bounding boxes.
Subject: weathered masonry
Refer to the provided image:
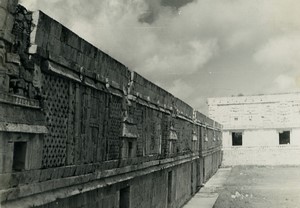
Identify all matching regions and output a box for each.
[208,93,300,166]
[0,1,222,208]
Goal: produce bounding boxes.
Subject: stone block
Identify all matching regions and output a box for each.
[76,51,84,66]
[0,0,8,9]
[65,45,73,61]
[9,173,19,187]
[4,12,14,32]
[70,166,77,176]
[41,29,49,49]
[70,47,77,61]
[67,33,79,49]
[0,7,7,29]
[27,83,35,99]
[2,188,20,201]
[28,44,38,54]
[60,43,68,58]
[5,63,19,76]
[30,170,41,183]
[83,56,92,70]
[50,168,59,179]
[50,20,62,38]
[31,26,45,47]
[1,142,13,173]
[39,169,52,182]
[19,67,33,82]
[56,167,65,179]
[86,164,94,174]
[6,53,20,65]
[7,0,17,13]
[75,165,84,176]
[0,73,9,92]
[0,29,14,42]
[47,36,61,55]
[18,171,33,185]
[79,38,86,52]
[63,166,75,178]
[0,173,11,189]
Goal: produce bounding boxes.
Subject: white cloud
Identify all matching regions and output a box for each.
[168,79,194,100]
[254,34,300,93]
[254,34,300,71]
[142,39,218,75]
[274,74,297,91]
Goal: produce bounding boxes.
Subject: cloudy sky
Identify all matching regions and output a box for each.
[20,0,300,113]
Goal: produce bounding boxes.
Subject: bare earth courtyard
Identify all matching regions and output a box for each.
[214,166,300,208]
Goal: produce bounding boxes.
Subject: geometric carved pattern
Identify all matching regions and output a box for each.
[41,74,69,168]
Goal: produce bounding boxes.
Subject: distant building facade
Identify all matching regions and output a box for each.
[208,93,300,166]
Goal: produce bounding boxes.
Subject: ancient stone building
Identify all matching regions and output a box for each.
[0,1,222,207]
[208,93,300,166]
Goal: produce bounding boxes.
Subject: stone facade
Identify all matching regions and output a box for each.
[208,93,300,166]
[0,1,222,208]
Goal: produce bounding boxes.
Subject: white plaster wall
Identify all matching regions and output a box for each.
[223,130,279,147]
[222,146,300,166]
[222,131,232,147]
[243,130,278,146]
[291,129,300,145]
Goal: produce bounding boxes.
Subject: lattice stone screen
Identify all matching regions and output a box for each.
[41,73,69,168]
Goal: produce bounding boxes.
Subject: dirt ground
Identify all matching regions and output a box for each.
[213,166,300,208]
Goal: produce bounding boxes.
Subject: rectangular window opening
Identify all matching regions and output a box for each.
[232,132,242,146]
[120,186,130,208]
[13,142,27,171]
[279,131,290,145]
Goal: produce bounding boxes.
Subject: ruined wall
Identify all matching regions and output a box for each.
[0,1,222,208]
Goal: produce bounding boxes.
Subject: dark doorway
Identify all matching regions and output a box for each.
[232,132,242,146]
[203,158,206,182]
[279,131,290,145]
[196,161,200,190]
[12,142,27,171]
[120,186,130,208]
[191,162,194,195]
[167,171,173,204]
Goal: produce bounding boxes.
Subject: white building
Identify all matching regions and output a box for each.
[208,93,300,166]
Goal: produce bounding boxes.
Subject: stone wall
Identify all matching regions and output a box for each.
[0,1,222,208]
[208,93,300,130]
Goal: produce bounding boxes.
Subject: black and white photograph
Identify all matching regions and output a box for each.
[0,0,300,207]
